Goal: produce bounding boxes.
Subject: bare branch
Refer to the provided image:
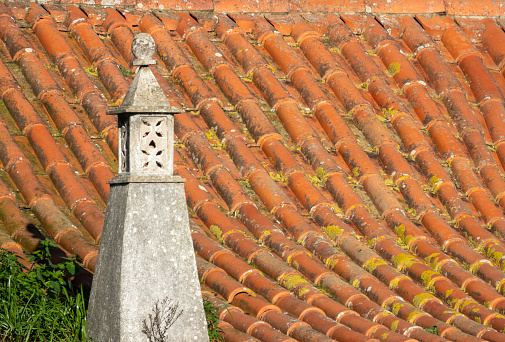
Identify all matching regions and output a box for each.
[141,297,183,342]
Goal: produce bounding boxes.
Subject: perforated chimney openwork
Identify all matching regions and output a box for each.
[117,114,174,175]
[140,117,167,170]
[110,33,181,178]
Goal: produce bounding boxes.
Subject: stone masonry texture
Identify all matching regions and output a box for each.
[87,181,209,342]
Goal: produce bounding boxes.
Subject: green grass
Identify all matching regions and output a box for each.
[1,240,226,342]
[0,240,89,342]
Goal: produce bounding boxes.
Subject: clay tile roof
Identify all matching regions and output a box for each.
[2,0,505,341]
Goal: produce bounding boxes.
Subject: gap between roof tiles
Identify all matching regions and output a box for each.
[79,6,107,27]
[263,14,294,36]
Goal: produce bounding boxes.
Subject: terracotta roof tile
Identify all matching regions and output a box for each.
[445,0,505,16]
[18,0,505,15]
[214,0,290,13]
[3,2,505,341]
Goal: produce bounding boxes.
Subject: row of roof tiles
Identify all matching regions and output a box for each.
[24,0,505,16]
[1,1,505,342]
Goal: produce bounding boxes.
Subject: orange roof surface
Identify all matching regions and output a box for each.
[2,1,505,341]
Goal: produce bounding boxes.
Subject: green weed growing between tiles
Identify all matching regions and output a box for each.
[0,240,89,342]
[203,299,224,342]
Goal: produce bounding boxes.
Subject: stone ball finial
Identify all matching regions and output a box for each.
[132,33,156,65]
